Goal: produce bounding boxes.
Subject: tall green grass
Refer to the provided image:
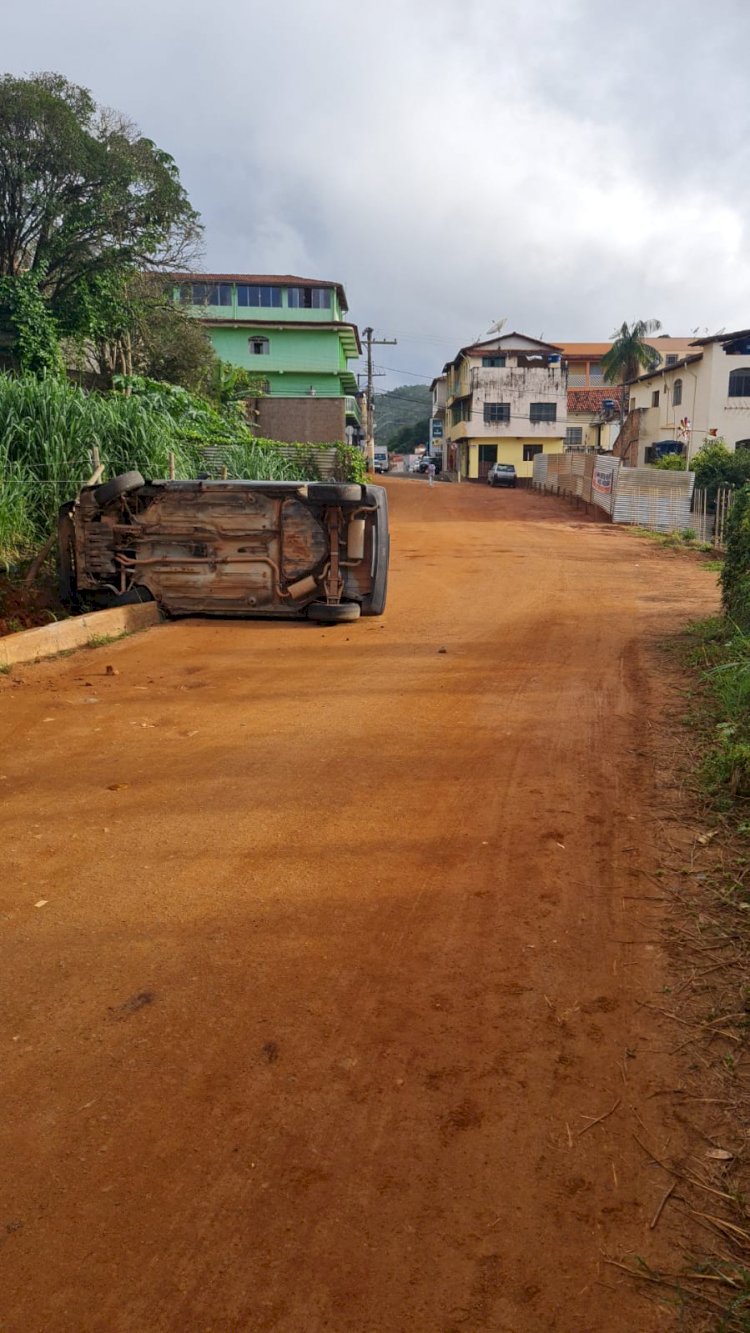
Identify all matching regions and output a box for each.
[0,374,308,561]
[685,617,750,805]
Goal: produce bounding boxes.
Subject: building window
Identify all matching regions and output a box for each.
[665,354,678,366]
[523,444,544,461]
[529,402,556,423]
[565,427,583,448]
[729,369,750,397]
[249,336,270,355]
[481,356,506,367]
[287,287,332,309]
[736,439,750,451]
[672,378,682,406]
[237,285,282,308]
[483,402,510,424]
[450,398,472,425]
[185,282,232,306]
[479,445,497,463]
[652,390,660,407]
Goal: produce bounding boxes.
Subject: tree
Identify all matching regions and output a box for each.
[651,453,687,471]
[692,438,750,501]
[0,72,201,322]
[721,483,750,631]
[602,320,663,427]
[388,417,431,453]
[74,271,216,390]
[0,271,62,375]
[374,385,432,446]
[602,320,663,386]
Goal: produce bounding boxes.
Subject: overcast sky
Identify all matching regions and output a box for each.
[5,0,750,390]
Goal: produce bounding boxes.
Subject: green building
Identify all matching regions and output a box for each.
[174,273,362,444]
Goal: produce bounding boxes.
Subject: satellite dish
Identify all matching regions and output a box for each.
[485,318,507,336]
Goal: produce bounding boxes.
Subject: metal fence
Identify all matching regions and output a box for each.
[692,486,735,548]
[532,453,695,531]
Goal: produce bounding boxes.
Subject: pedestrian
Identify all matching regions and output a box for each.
[427,460,436,487]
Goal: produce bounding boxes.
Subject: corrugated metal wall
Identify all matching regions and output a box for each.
[532,454,694,531]
[612,468,694,531]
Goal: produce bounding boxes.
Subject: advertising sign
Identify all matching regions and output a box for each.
[593,465,614,495]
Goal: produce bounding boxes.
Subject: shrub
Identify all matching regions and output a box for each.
[721,483,750,632]
[693,438,750,501]
[651,453,686,470]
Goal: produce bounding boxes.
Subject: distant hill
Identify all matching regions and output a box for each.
[374,384,432,451]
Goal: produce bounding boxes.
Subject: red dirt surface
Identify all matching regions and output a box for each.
[0,572,64,638]
[0,480,720,1331]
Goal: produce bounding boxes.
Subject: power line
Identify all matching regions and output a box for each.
[375,365,434,381]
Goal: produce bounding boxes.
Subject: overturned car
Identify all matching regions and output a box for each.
[59,472,389,623]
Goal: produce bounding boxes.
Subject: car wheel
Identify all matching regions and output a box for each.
[96,585,155,609]
[57,507,77,603]
[308,601,361,623]
[361,486,389,617]
[94,471,145,508]
[306,483,363,506]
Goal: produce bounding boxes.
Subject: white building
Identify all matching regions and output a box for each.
[623,329,750,467]
[435,333,567,480]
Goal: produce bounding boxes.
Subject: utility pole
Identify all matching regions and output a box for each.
[362,327,397,469]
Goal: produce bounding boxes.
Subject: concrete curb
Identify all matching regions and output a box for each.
[0,602,162,669]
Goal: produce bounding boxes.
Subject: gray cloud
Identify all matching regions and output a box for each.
[5,0,750,387]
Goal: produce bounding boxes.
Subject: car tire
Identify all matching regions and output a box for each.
[361,485,389,616]
[306,483,363,506]
[308,601,361,623]
[57,506,77,603]
[99,585,154,608]
[94,471,145,508]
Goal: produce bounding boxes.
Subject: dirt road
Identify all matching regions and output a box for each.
[1,480,720,1332]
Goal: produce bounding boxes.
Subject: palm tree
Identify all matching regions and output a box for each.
[602,320,663,428]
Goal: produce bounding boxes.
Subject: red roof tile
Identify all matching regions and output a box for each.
[568,387,623,413]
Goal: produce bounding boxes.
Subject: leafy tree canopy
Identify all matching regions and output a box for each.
[602,319,662,386]
[374,384,432,449]
[0,270,62,375]
[692,438,750,500]
[387,417,431,454]
[651,452,687,470]
[0,72,201,321]
[68,270,216,390]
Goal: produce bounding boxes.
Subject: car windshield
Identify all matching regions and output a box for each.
[494,465,514,472]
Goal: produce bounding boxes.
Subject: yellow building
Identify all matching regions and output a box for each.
[438,333,567,480]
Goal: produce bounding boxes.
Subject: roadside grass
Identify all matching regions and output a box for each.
[684,617,750,810]
[614,616,750,1330]
[86,631,130,649]
[630,525,718,561]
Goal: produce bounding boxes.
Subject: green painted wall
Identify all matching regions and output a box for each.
[207,326,352,401]
[177,283,359,407]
